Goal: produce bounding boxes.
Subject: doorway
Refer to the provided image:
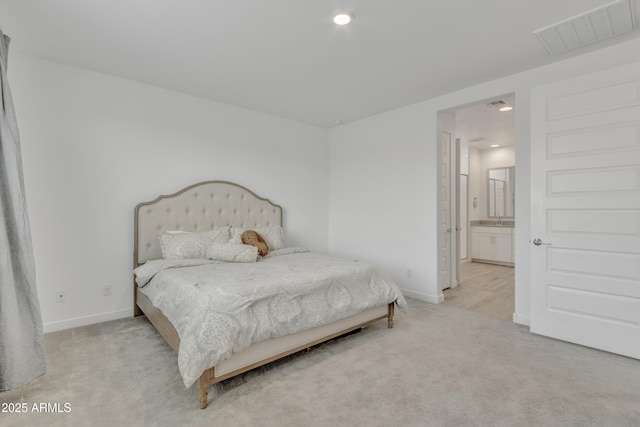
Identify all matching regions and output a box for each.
[438,94,516,298]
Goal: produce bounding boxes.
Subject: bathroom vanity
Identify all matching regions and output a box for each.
[470,221,514,266]
[470,166,515,266]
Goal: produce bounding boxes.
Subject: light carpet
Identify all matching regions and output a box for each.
[1,297,639,426]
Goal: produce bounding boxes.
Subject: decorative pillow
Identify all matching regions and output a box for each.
[241,230,269,257]
[206,243,258,263]
[230,226,284,250]
[159,227,231,259]
[202,227,231,242]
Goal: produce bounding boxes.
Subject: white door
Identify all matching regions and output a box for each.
[530,61,640,359]
[439,131,453,290]
[460,174,468,260]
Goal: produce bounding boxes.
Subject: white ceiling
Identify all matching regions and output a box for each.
[1,0,639,128]
[454,94,516,150]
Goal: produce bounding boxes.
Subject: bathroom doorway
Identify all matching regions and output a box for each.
[440,94,516,295]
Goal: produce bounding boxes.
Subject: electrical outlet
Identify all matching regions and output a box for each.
[56,289,66,303]
[102,284,112,296]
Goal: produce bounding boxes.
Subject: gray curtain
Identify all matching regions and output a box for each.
[0,28,46,391]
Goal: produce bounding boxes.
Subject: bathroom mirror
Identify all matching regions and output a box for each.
[487,167,515,218]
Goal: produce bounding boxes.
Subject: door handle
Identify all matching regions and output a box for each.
[532,238,551,246]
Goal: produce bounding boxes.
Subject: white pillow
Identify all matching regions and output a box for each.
[206,243,258,263]
[201,227,231,243]
[229,226,284,250]
[159,227,231,259]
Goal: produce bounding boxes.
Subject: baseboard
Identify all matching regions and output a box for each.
[401,288,444,304]
[43,308,131,333]
[512,312,530,326]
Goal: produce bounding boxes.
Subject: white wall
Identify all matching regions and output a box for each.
[328,37,640,322]
[480,146,515,172]
[9,53,329,332]
[328,104,438,302]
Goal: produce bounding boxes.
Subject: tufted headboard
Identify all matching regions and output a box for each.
[134,180,283,266]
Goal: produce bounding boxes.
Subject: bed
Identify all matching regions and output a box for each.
[133,180,407,409]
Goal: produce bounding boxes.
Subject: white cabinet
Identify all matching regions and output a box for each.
[471,226,513,265]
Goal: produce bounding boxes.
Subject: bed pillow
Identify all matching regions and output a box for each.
[159,227,231,259]
[204,227,232,242]
[206,243,258,263]
[230,225,284,250]
[241,230,269,257]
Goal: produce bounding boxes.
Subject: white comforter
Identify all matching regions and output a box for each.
[134,248,408,387]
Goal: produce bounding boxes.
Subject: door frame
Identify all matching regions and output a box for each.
[437,113,458,294]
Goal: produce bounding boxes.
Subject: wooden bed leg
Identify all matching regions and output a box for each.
[133,279,143,317]
[388,303,395,329]
[198,371,211,409]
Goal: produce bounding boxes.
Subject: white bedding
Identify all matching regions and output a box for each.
[134,249,408,387]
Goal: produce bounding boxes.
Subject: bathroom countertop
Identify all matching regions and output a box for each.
[470,220,515,228]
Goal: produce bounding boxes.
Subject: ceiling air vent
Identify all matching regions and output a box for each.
[486,100,506,108]
[534,0,636,55]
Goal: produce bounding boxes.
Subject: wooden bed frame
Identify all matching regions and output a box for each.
[133,180,394,409]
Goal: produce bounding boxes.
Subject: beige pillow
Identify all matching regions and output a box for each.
[159,227,230,259]
[206,243,258,263]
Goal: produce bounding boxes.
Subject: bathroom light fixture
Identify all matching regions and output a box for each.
[334,12,354,25]
[491,144,500,148]
[499,106,513,112]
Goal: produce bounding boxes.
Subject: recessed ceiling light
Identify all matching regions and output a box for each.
[333,12,354,25]
[491,144,500,148]
[499,106,513,112]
